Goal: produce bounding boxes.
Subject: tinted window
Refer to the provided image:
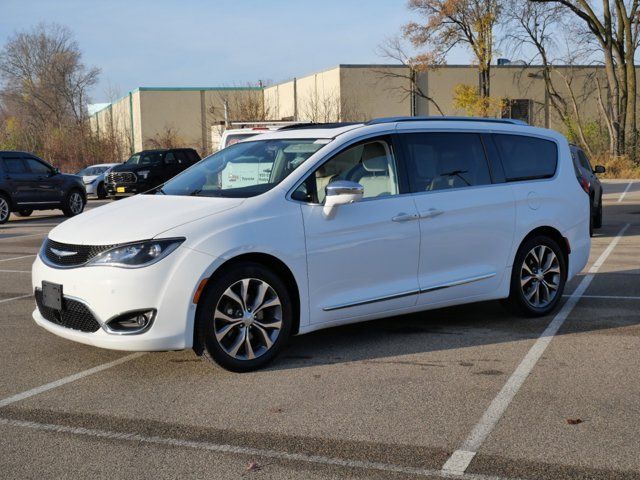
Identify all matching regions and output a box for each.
[164,152,177,164]
[577,151,592,172]
[174,151,189,165]
[25,158,52,175]
[125,152,164,167]
[494,134,557,181]
[2,158,28,174]
[401,133,491,192]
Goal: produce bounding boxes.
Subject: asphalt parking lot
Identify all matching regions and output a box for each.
[0,181,639,480]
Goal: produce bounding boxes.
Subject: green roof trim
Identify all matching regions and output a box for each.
[135,86,262,92]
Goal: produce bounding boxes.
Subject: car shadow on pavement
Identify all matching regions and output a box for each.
[268,269,640,371]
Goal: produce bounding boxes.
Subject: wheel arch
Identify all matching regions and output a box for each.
[192,252,301,355]
[0,189,12,207]
[516,226,570,273]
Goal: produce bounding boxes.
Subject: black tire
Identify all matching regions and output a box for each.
[502,235,567,317]
[15,209,33,217]
[0,194,10,224]
[62,190,85,217]
[196,262,293,372]
[593,196,603,229]
[97,182,107,199]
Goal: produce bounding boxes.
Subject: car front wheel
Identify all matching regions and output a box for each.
[0,195,10,224]
[503,235,566,317]
[197,262,292,372]
[62,190,85,217]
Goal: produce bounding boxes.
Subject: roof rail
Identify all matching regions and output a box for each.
[366,116,528,126]
[277,122,360,130]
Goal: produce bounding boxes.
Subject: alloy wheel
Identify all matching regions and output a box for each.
[0,198,8,222]
[520,245,561,308]
[69,192,84,215]
[213,278,282,361]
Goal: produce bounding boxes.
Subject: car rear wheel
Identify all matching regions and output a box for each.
[62,190,85,217]
[503,235,566,317]
[197,262,292,372]
[15,209,33,217]
[0,195,10,224]
[593,196,603,229]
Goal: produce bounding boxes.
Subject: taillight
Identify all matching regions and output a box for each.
[578,175,590,195]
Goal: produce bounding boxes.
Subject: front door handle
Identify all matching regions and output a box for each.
[420,208,444,219]
[392,212,419,222]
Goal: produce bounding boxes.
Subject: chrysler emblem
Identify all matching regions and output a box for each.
[50,248,77,257]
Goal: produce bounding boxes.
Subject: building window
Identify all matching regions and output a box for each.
[502,99,533,124]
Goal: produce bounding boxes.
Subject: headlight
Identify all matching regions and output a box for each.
[138,170,150,180]
[87,238,184,268]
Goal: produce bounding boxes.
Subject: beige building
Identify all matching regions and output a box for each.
[90,64,616,158]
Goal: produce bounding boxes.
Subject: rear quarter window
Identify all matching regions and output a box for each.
[493,134,558,182]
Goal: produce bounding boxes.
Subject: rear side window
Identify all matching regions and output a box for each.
[494,134,557,182]
[577,150,592,172]
[24,158,51,175]
[400,133,492,193]
[2,157,28,174]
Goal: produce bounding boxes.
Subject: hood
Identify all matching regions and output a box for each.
[48,194,244,245]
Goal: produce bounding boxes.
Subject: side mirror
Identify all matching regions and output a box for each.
[323,180,364,216]
[594,165,606,174]
[51,168,60,176]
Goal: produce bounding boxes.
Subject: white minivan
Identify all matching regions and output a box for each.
[32,118,591,371]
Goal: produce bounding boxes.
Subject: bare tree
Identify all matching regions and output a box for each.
[403,0,502,103]
[531,0,640,157]
[0,23,101,167]
[377,36,445,115]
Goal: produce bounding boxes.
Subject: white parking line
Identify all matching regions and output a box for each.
[0,294,32,304]
[0,353,146,408]
[441,223,630,476]
[0,417,520,480]
[0,269,30,273]
[0,254,36,263]
[618,182,633,202]
[563,294,640,300]
[0,232,47,239]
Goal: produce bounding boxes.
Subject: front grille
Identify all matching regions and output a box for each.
[44,238,115,267]
[107,171,137,184]
[35,289,101,333]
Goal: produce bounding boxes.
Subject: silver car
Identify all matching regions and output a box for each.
[75,163,120,199]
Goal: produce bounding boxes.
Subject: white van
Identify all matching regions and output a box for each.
[33,117,590,372]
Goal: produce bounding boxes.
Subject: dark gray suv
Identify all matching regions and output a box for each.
[0,151,86,224]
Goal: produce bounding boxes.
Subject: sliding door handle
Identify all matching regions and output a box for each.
[420,208,444,219]
[392,212,419,222]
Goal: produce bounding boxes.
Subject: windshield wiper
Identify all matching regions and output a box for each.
[188,188,203,196]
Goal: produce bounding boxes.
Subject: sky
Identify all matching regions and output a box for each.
[0,0,473,104]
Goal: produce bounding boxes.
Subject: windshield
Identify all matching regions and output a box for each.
[160,138,327,198]
[125,152,164,167]
[76,166,109,176]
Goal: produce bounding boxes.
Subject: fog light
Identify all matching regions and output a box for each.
[106,309,156,334]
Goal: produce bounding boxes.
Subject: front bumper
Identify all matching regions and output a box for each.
[31,246,214,351]
[106,181,150,197]
[84,182,97,195]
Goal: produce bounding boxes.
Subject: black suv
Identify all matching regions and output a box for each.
[106,148,201,198]
[0,151,86,224]
[570,145,605,236]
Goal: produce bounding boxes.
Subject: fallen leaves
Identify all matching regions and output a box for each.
[566,418,583,425]
[244,461,262,474]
